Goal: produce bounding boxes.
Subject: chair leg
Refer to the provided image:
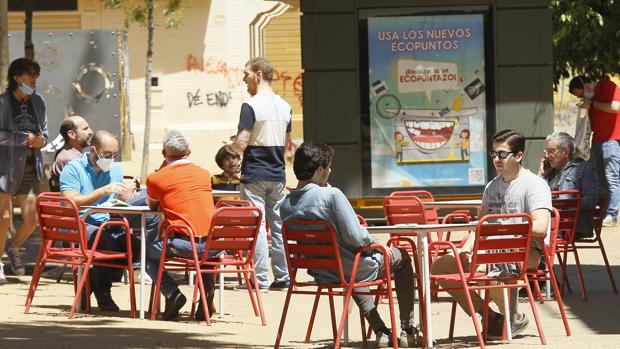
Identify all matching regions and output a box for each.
[597,238,619,293]
[557,250,572,295]
[305,287,322,343]
[69,259,94,319]
[334,287,355,349]
[150,237,169,321]
[24,248,46,313]
[463,285,485,349]
[242,270,260,316]
[545,253,571,336]
[366,284,383,340]
[384,281,399,349]
[524,282,546,344]
[329,292,337,341]
[359,306,368,348]
[251,268,267,326]
[533,277,543,304]
[274,285,294,349]
[448,300,457,339]
[571,244,588,300]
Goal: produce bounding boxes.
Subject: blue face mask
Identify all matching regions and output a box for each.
[19,83,34,96]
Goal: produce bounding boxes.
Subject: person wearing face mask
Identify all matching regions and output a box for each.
[59,130,146,312]
[0,58,48,284]
[569,75,620,226]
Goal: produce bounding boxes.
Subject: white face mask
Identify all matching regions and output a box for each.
[96,157,114,172]
[584,90,594,100]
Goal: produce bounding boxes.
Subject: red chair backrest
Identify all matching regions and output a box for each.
[357,214,368,227]
[282,220,346,285]
[551,190,581,243]
[215,199,252,208]
[36,192,88,255]
[469,213,533,280]
[387,190,439,223]
[383,195,427,225]
[202,207,262,263]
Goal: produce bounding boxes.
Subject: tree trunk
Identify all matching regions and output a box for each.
[0,0,8,92]
[140,0,154,181]
[24,0,34,59]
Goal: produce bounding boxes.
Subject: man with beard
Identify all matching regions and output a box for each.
[49,115,93,191]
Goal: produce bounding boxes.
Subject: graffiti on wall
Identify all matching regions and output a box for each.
[186,54,303,108]
[187,89,232,108]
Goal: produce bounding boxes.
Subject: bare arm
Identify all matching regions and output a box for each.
[62,182,126,207]
[229,129,251,154]
[530,208,550,238]
[579,99,620,113]
[147,196,159,211]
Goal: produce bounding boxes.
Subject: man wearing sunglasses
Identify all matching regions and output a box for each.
[60,130,156,312]
[432,129,552,340]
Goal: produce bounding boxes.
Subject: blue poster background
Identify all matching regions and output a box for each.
[368,14,488,189]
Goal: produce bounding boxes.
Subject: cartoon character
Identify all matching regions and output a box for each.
[459,128,470,160]
[394,131,408,164]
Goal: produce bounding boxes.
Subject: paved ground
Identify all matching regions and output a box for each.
[1,227,619,349]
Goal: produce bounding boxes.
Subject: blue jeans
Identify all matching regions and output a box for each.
[145,237,218,297]
[240,181,289,287]
[591,140,620,219]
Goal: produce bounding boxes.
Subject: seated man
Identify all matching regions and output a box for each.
[60,130,155,311]
[280,142,419,348]
[539,131,599,238]
[145,130,217,321]
[431,129,552,339]
[50,115,93,191]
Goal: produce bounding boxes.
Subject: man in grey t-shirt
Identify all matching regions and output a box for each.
[432,129,551,339]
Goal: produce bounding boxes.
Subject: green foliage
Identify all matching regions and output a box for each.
[551,0,620,87]
[102,0,191,29]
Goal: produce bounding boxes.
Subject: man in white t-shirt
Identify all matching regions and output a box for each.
[431,129,551,339]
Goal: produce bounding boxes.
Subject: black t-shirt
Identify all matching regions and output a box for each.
[10,93,39,134]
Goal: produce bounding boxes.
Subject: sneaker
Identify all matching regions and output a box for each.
[488,313,529,340]
[602,216,617,227]
[94,291,120,312]
[233,282,269,293]
[374,328,393,348]
[0,264,7,284]
[162,289,187,321]
[269,280,290,290]
[6,246,25,276]
[399,327,422,348]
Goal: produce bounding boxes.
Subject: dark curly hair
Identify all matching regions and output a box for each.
[215,145,241,169]
[293,143,335,180]
[7,57,40,92]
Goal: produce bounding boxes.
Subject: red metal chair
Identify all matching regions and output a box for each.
[274,220,399,349]
[387,190,439,224]
[429,213,546,349]
[552,190,587,300]
[150,206,265,325]
[25,192,136,318]
[526,208,571,336]
[574,190,618,294]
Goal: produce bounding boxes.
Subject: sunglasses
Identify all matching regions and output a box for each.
[488,151,514,159]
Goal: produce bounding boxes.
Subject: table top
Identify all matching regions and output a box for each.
[367,222,479,235]
[212,190,240,197]
[423,199,482,207]
[82,205,156,213]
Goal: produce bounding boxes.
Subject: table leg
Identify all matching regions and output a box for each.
[140,213,146,319]
[343,296,350,345]
[503,288,512,342]
[219,266,224,318]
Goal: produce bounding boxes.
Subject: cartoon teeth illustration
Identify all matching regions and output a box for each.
[404,120,455,150]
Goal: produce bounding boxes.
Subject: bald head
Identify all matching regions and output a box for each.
[60,115,93,150]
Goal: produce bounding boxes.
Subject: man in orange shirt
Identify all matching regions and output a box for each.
[145,130,217,321]
[569,76,620,226]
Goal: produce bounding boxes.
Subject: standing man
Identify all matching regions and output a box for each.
[49,115,93,191]
[539,132,599,238]
[228,57,291,290]
[145,130,217,321]
[432,129,552,339]
[0,58,48,284]
[569,76,620,226]
[60,130,141,311]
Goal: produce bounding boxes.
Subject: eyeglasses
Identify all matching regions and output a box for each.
[488,151,514,159]
[96,150,118,160]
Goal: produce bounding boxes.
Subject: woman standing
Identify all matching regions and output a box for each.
[0,58,48,283]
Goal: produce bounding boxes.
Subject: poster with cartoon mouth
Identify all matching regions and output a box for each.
[368,14,488,189]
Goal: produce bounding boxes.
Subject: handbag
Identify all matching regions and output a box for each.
[574,107,592,160]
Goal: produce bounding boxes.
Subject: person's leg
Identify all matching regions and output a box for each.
[145,239,180,298]
[431,253,486,316]
[590,141,607,192]
[388,247,415,330]
[0,193,12,258]
[264,181,289,284]
[601,140,620,220]
[12,194,38,247]
[353,290,387,333]
[240,182,270,287]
